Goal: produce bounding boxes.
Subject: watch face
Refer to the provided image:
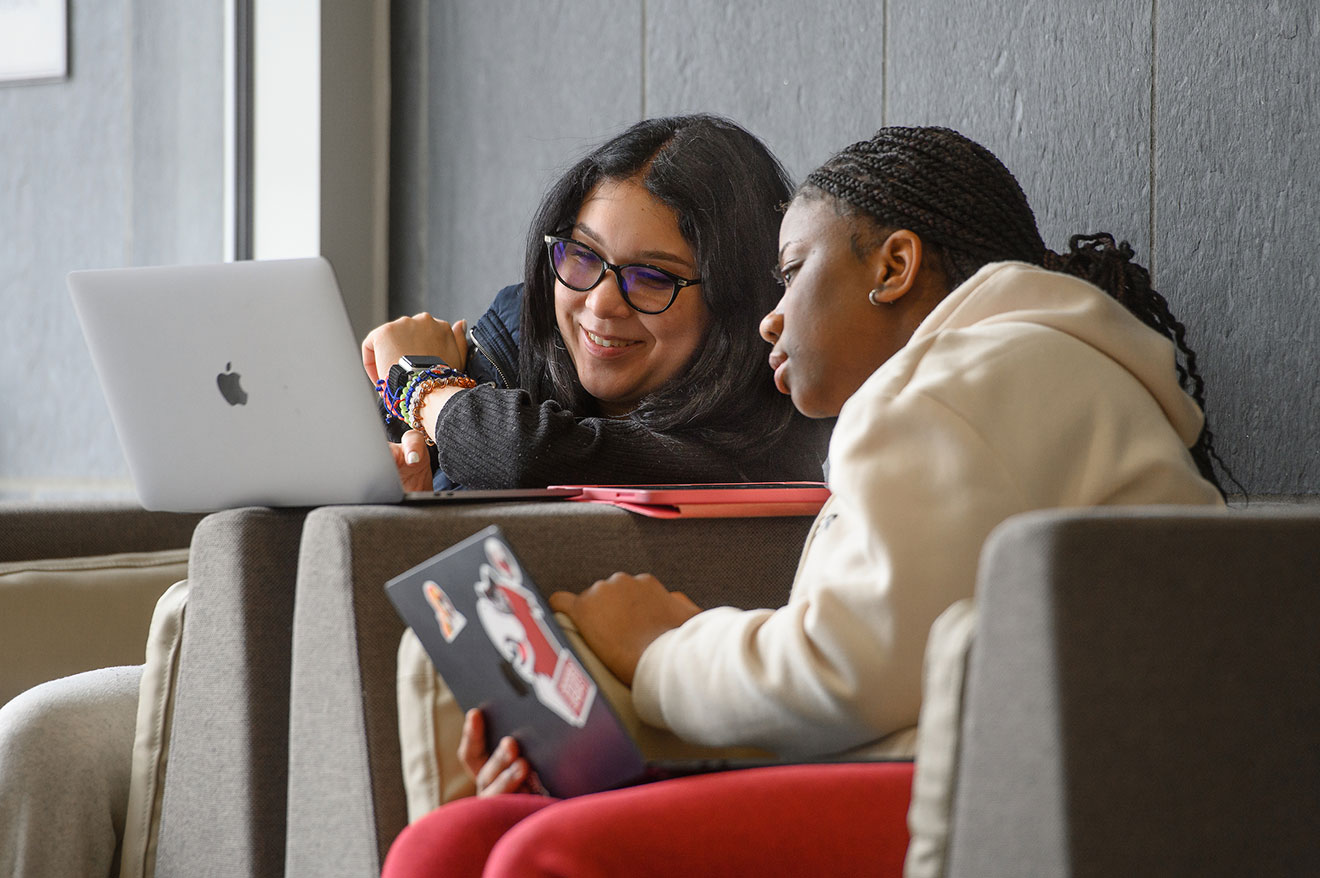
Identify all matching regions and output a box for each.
[399,355,449,370]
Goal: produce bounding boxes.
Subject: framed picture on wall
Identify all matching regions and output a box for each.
[0,0,68,85]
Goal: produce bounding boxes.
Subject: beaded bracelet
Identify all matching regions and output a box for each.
[390,368,477,442]
[398,367,462,419]
[378,365,471,424]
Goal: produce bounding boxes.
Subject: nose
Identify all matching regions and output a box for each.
[584,270,634,319]
[759,308,783,344]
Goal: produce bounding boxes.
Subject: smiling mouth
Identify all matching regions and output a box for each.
[584,328,640,349]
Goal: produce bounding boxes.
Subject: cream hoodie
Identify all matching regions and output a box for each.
[632,262,1225,758]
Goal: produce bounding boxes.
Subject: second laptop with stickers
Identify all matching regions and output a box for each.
[385,525,797,797]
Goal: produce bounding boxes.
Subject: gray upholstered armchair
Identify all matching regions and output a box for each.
[278,502,816,876]
[2,499,815,877]
[914,504,1320,878]
[0,502,202,706]
[10,499,1317,877]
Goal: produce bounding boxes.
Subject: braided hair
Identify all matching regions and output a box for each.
[801,125,1234,496]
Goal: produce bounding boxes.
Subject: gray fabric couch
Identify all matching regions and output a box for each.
[0,502,203,706]
[154,508,310,878]
[944,504,1320,877]
[0,502,307,878]
[8,499,1317,876]
[280,501,816,877]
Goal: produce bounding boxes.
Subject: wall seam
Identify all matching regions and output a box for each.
[125,0,135,263]
[419,0,429,311]
[881,0,889,125]
[640,0,647,118]
[1148,0,1158,279]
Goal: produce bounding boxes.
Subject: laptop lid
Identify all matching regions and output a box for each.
[68,257,404,512]
[385,525,649,797]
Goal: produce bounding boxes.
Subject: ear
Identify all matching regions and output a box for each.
[868,229,924,304]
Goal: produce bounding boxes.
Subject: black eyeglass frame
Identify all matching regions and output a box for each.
[543,234,702,315]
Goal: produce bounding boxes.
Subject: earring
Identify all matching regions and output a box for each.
[868,288,888,307]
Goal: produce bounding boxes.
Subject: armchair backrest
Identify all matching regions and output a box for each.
[943,506,1320,877]
[282,502,817,878]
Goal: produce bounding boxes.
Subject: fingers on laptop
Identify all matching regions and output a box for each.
[389,437,433,491]
[480,740,530,797]
[461,709,534,797]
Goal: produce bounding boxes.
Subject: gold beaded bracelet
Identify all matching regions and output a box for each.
[405,375,478,443]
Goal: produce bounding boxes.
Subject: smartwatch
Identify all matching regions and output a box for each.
[398,355,448,371]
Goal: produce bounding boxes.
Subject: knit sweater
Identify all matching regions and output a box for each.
[433,285,833,489]
[632,262,1226,757]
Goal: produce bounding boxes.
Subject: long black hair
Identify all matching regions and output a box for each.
[800,125,1235,495]
[518,114,800,453]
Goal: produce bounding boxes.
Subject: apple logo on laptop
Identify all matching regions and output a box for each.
[216,362,248,406]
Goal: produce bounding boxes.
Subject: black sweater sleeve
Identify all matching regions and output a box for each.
[433,384,830,489]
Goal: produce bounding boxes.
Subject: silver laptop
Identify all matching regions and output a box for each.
[68,257,404,511]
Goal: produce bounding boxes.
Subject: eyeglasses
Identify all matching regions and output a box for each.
[543,235,701,315]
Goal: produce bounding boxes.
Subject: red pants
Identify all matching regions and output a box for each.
[383,761,914,877]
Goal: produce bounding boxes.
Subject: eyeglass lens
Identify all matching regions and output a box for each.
[550,239,679,314]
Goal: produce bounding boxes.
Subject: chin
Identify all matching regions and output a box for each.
[792,390,844,420]
[580,382,637,414]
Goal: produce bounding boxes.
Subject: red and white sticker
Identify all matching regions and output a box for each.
[473,537,597,727]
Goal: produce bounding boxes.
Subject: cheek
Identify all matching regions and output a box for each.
[553,285,577,333]
[792,309,833,366]
[645,302,708,374]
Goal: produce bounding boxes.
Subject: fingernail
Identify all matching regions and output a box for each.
[406,451,421,465]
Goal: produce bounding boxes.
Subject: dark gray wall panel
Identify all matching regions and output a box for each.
[887,0,1153,260]
[388,0,1314,495]
[1155,2,1320,495]
[392,0,642,323]
[389,0,431,324]
[644,0,886,182]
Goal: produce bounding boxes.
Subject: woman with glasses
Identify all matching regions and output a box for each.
[362,114,832,492]
[370,115,835,835]
[0,115,830,878]
[381,125,1230,877]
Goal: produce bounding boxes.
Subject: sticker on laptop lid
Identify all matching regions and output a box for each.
[423,580,467,643]
[473,536,597,727]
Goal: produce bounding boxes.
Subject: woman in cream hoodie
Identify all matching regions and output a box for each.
[384,126,1230,877]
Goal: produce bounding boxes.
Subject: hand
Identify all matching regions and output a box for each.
[458,709,539,797]
[549,573,702,687]
[362,314,469,385]
[388,431,433,492]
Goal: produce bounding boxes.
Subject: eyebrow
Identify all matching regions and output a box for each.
[574,222,695,270]
[776,239,801,264]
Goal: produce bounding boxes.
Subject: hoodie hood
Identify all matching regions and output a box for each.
[908,261,1206,446]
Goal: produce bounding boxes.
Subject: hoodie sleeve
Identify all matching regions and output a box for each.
[631,377,1027,756]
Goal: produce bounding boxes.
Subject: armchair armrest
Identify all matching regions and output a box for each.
[284,501,814,878]
[946,505,1320,877]
[0,501,203,563]
[153,507,309,878]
